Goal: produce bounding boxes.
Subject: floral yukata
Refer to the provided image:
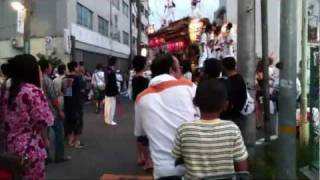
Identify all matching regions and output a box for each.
[3,83,54,180]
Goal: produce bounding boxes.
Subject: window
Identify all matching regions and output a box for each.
[112,0,120,10]
[141,23,145,31]
[132,37,136,45]
[113,31,121,42]
[123,31,129,45]
[141,5,144,13]
[132,15,136,24]
[145,9,149,18]
[98,16,109,36]
[114,15,118,29]
[122,1,129,17]
[77,3,93,29]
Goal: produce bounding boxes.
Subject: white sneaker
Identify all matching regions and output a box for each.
[110,122,117,126]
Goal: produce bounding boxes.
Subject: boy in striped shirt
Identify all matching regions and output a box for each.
[172,79,248,179]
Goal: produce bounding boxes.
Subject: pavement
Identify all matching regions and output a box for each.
[47,96,149,180]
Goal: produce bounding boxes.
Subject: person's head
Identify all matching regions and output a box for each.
[38,59,52,75]
[172,56,182,79]
[194,79,228,114]
[222,57,237,74]
[7,54,41,109]
[256,59,263,73]
[57,64,66,75]
[203,58,222,78]
[205,24,212,33]
[276,62,283,70]
[226,22,233,33]
[96,63,103,71]
[67,61,79,73]
[151,54,174,78]
[1,63,10,78]
[268,57,274,66]
[212,21,217,28]
[109,57,117,66]
[132,55,147,73]
[78,61,85,74]
[181,60,192,74]
[214,26,222,36]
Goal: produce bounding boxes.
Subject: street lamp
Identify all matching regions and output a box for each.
[11,1,25,11]
[11,2,24,11]
[10,0,31,54]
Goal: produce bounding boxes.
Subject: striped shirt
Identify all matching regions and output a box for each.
[172,119,248,179]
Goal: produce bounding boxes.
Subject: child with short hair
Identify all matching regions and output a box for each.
[172,79,248,179]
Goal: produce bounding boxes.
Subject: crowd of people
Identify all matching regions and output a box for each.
[198,21,236,68]
[133,54,250,179]
[0,50,253,180]
[0,54,92,179]
[0,51,136,179]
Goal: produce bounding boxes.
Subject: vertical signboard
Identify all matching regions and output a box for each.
[17,9,26,34]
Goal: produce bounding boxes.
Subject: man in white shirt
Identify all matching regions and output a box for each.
[135,54,197,179]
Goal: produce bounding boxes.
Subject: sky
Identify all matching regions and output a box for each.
[149,0,220,29]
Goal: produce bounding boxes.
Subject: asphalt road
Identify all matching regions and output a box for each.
[47,96,149,180]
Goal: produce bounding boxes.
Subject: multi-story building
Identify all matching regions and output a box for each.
[0,0,149,71]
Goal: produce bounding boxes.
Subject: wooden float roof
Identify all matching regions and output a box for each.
[148,17,208,43]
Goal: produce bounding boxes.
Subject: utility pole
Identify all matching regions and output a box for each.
[309,47,320,172]
[261,0,270,142]
[136,0,142,55]
[276,0,298,179]
[237,0,256,146]
[24,0,31,54]
[300,0,310,146]
[129,0,133,65]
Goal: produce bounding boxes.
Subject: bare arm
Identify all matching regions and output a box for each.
[40,126,49,147]
[52,98,64,119]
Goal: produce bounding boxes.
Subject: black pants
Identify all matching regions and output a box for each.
[64,105,83,136]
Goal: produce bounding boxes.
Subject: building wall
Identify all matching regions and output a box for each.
[0,0,67,39]
[0,0,150,71]
[0,0,19,40]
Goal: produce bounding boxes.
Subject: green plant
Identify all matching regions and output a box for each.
[250,142,311,179]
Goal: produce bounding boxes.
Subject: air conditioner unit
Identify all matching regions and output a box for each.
[11,37,24,49]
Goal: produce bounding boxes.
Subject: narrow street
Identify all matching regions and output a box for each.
[47,96,149,180]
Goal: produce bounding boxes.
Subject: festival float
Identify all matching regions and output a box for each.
[147,0,237,68]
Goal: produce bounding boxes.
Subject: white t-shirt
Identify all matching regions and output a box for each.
[92,70,105,89]
[135,74,197,179]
